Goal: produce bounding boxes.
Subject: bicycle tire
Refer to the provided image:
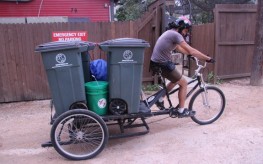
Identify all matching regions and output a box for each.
[189,86,225,125]
[50,109,109,160]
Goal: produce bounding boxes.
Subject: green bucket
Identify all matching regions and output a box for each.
[85,81,108,115]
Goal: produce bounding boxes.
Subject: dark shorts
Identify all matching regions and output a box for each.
[150,60,182,83]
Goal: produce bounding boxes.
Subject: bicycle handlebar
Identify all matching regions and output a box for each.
[188,55,214,74]
[188,55,206,67]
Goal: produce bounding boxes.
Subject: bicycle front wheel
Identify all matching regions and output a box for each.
[189,86,225,125]
[50,109,109,160]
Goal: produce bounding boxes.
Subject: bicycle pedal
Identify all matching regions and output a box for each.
[169,109,178,118]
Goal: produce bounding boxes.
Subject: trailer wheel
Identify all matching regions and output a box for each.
[50,109,108,160]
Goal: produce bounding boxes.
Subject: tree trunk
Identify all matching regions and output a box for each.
[250,1,263,86]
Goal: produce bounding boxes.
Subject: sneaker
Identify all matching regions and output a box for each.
[155,100,165,110]
[177,108,195,118]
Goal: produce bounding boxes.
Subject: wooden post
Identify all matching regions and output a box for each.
[250,1,263,86]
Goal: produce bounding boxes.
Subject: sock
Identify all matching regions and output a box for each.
[178,108,185,113]
[158,97,164,102]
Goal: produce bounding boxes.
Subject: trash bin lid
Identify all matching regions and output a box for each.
[99,38,150,50]
[35,41,96,52]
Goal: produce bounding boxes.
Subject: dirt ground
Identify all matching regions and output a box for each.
[0,78,263,164]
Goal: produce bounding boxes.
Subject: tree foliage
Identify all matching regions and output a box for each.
[115,0,155,21]
[188,0,255,24]
[190,0,252,12]
[115,0,255,23]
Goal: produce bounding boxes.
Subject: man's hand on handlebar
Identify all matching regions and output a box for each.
[187,55,215,63]
[206,58,215,63]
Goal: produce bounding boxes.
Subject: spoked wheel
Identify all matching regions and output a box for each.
[109,98,128,115]
[50,109,109,160]
[189,86,226,125]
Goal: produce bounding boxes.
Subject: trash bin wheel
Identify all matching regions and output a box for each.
[69,102,88,110]
[50,109,109,160]
[109,98,128,115]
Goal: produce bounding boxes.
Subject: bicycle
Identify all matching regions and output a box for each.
[46,56,226,160]
[141,56,226,125]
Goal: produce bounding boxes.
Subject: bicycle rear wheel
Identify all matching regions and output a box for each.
[50,109,108,160]
[189,86,225,125]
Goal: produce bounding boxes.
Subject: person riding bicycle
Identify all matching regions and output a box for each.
[150,16,214,117]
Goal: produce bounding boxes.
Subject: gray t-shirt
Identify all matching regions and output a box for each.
[151,29,184,63]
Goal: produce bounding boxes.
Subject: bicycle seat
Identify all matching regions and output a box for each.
[149,61,162,76]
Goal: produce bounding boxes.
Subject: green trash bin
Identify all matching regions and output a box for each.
[99,38,150,114]
[35,41,95,120]
[85,81,108,115]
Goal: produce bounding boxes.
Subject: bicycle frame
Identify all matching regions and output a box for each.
[142,56,209,115]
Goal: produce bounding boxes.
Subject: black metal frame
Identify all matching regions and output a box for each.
[102,115,150,139]
[96,72,201,139]
[42,57,206,146]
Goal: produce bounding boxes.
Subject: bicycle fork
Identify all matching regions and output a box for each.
[199,74,210,108]
[201,91,210,108]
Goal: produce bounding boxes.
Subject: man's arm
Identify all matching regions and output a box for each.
[176,41,211,61]
[175,44,189,54]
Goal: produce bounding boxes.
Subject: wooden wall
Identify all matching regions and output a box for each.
[214,4,257,79]
[190,4,257,82]
[0,0,165,103]
[0,3,257,103]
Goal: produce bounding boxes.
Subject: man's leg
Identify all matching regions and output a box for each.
[156,68,187,110]
[166,76,187,108]
[159,68,184,103]
[161,70,194,117]
[166,82,176,92]
[176,76,195,117]
[176,77,187,108]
